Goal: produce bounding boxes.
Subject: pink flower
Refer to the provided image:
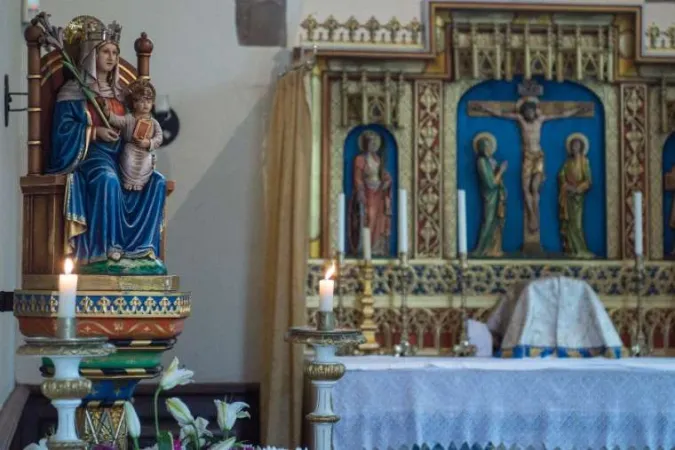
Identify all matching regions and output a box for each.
[173,436,181,450]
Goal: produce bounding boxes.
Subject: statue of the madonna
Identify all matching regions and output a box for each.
[47,18,167,275]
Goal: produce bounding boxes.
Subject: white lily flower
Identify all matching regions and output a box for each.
[166,397,194,426]
[124,401,141,438]
[210,437,236,450]
[214,400,250,431]
[179,416,212,446]
[160,357,194,391]
[23,438,48,450]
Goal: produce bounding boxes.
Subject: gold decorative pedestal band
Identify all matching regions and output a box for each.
[22,274,180,291]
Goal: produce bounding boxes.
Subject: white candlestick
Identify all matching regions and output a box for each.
[398,189,408,254]
[338,193,345,253]
[58,258,77,318]
[458,190,468,254]
[634,191,643,256]
[362,228,371,261]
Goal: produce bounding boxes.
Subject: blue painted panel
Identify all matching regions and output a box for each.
[343,124,399,258]
[662,132,675,257]
[457,77,607,257]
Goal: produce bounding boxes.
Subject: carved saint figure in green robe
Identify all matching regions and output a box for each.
[473,132,507,257]
[558,133,594,259]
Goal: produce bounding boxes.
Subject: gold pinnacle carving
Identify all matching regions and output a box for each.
[299,14,423,47]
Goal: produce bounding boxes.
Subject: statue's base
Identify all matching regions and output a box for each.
[22,274,180,291]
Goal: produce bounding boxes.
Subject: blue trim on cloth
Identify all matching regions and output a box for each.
[495,345,626,358]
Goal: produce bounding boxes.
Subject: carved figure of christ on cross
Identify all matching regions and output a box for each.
[468,94,593,252]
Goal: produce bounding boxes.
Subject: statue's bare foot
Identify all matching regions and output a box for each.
[528,215,539,233]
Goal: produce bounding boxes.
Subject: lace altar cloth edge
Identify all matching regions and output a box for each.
[331,357,675,450]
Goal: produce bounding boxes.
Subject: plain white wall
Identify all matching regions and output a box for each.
[0,0,22,403]
[15,0,303,384]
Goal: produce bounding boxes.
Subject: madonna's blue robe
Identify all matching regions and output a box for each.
[48,98,166,265]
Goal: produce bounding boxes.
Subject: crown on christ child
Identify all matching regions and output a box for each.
[85,18,122,44]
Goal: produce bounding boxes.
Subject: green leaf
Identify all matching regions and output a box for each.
[157,431,174,450]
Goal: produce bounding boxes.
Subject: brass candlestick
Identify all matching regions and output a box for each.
[393,252,416,357]
[631,255,650,356]
[336,251,345,327]
[357,260,380,354]
[453,253,476,357]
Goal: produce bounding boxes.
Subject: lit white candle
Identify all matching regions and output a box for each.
[362,227,372,261]
[398,189,408,254]
[319,263,336,312]
[634,191,643,256]
[458,190,468,254]
[338,193,345,253]
[58,258,77,318]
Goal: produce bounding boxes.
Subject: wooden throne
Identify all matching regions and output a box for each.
[21,24,175,279]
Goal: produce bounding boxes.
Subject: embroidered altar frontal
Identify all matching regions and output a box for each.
[330,356,675,450]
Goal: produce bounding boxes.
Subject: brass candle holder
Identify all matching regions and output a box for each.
[631,255,650,357]
[452,253,476,357]
[335,251,345,327]
[394,252,416,357]
[357,260,381,354]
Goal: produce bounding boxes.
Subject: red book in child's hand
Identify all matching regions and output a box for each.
[133,118,153,141]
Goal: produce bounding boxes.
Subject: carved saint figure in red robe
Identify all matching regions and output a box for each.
[348,129,393,257]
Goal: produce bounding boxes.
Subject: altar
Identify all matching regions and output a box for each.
[331,356,675,450]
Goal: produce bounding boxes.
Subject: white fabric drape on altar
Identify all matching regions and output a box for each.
[331,356,675,450]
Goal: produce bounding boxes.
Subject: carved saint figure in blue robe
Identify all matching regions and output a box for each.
[47,19,167,275]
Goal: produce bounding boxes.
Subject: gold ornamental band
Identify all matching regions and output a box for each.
[22,274,180,291]
[26,74,41,79]
[27,140,41,145]
[27,108,42,112]
[41,378,92,400]
[305,413,340,424]
[47,439,87,450]
[305,362,346,381]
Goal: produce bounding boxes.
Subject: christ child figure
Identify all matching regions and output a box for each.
[104,79,164,191]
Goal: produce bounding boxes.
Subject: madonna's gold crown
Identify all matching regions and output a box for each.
[84,18,122,44]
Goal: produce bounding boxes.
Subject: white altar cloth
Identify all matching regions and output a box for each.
[331,356,675,450]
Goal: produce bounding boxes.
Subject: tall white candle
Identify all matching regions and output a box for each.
[398,189,408,254]
[319,264,336,312]
[634,191,643,256]
[458,190,468,254]
[338,193,346,253]
[362,227,372,261]
[58,258,77,318]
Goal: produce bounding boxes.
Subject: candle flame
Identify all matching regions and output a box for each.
[64,258,74,275]
[325,263,336,280]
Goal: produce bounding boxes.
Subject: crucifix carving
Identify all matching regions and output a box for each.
[468,81,594,254]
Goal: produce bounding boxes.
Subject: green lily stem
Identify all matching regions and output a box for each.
[154,387,162,438]
[189,422,202,450]
[132,437,141,450]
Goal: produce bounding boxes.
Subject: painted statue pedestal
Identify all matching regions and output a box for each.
[14,274,191,448]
